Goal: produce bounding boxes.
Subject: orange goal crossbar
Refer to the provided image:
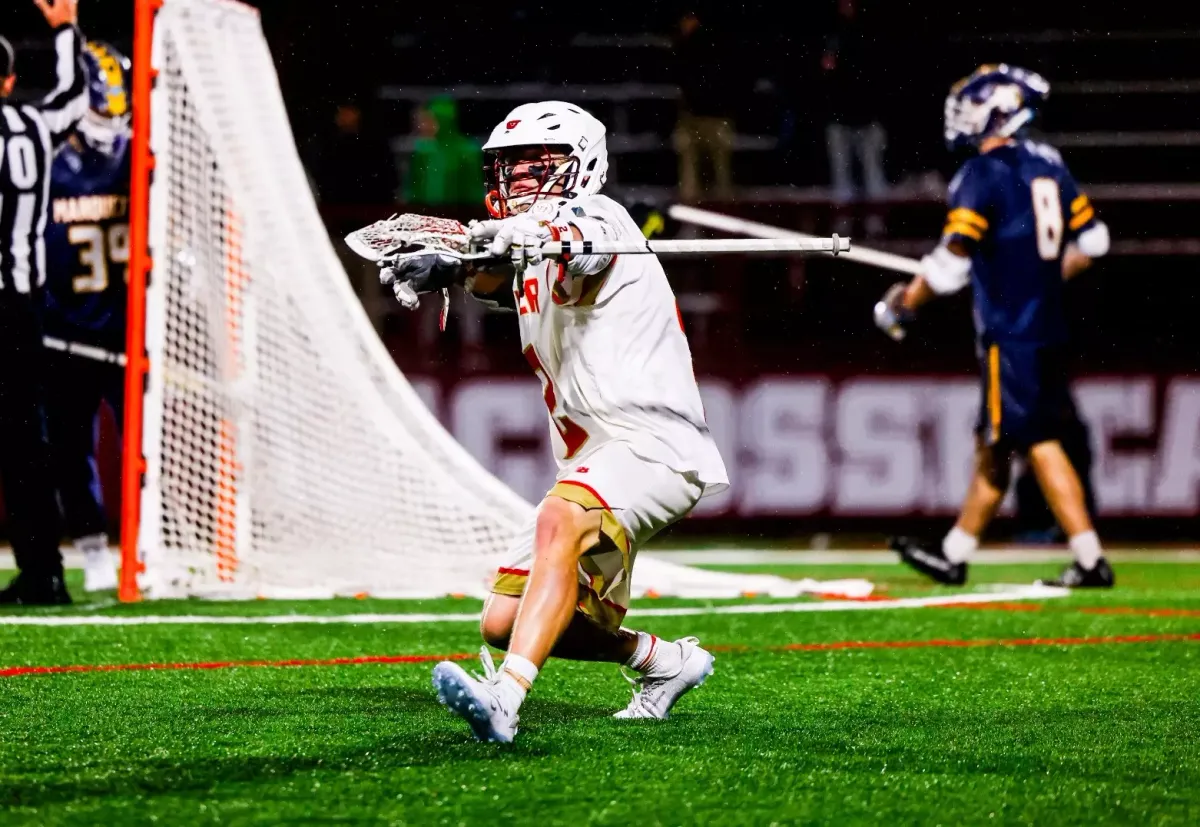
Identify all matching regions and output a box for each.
[119,0,161,602]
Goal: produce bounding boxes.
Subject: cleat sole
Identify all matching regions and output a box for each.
[431,662,514,744]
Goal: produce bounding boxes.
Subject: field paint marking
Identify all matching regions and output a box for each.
[0,652,474,678]
[652,549,1200,565]
[628,585,1068,617]
[4,631,1198,680]
[776,632,1200,653]
[4,548,1198,572]
[0,585,1067,627]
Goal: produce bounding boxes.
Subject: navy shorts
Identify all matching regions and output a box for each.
[976,342,1076,452]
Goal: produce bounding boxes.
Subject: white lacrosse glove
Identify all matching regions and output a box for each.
[487,216,554,274]
[466,219,505,251]
[873,281,915,342]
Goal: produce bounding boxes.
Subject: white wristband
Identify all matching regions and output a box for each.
[920,244,971,295]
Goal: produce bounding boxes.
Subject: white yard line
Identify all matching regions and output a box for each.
[648,549,1200,565]
[0,585,1067,626]
[4,547,1194,572]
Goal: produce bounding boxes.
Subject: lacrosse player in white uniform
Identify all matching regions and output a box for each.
[378,101,729,743]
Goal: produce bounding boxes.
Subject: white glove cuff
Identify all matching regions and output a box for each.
[1076,221,1110,258]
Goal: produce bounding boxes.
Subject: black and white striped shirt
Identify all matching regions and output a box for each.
[0,25,87,294]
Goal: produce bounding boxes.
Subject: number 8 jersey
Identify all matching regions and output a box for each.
[510,194,729,497]
[43,138,131,353]
[941,139,1100,348]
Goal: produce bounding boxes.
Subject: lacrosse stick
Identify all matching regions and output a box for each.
[345,213,850,264]
[344,213,475,263]
[668,204,921,274]
[345,214,850,322]
[345,214,478,329]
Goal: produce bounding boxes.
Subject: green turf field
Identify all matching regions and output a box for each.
[2,559,1199,825]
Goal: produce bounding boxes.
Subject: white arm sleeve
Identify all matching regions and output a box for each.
[1076,221,1110,258]
[920,244,972,295]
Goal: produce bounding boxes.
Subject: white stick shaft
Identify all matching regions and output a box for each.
[668,204,922,275]
[542,236,849,256]
[43,336,128,366]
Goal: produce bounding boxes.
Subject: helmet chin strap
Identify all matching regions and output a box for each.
[484,190,505,218]
[998,108,1033,138]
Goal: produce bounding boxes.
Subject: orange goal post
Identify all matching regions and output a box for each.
[119,0,869,602]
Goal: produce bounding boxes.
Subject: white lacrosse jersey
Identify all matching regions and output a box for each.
[510,194,728,497]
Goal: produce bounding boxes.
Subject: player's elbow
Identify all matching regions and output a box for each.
[1076,221,1110,258]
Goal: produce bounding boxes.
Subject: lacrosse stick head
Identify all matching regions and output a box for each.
[344,213,472,263]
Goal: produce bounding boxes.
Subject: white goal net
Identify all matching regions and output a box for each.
[133,0,867,601]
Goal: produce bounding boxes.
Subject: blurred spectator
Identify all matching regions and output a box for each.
[822,0,888,236]
[310,100,397,204]
[403,97,484,205]
[671,12,735,202]
[401,98,487,366]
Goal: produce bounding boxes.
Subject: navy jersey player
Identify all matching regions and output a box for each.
[874,65,1113,589]
[41,40,131,592]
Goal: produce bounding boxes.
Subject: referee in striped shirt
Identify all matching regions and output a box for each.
[0,0,87,604]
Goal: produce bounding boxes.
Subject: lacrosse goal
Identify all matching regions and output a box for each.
[120,0,865,601]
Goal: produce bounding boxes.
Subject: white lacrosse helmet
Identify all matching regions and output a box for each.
[481,101,608,217]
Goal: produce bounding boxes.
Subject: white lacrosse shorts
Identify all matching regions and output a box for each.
[490,440,704,631]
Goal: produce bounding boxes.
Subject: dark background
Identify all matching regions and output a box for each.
[1,1,1197,540]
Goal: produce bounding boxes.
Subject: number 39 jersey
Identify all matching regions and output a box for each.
[43,140,131,352]
[941,139,1100,347]
[511,194,729,497]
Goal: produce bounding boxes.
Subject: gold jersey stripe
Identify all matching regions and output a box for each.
[943,221,983,241]
[1069,206,1095,231]
[947,207,989,229]
[988,345,1002,444]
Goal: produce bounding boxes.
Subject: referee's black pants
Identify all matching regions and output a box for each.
[0,291,64,581]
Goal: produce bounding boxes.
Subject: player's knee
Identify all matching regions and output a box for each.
[1028,440,1081,487]
[975,443,1011,493]
[479,596,517,650]
[480,613,511,651]
[535,496,592,561]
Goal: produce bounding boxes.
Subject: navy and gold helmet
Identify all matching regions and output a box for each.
[944,64,1049,151]
[78,40,131,156]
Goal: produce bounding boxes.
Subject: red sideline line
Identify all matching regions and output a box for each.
[3,633,1199,679]
[779,633,1200,652]
[1081,607,1200,618]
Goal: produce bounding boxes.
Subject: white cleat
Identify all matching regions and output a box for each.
[82,547,118,593]
[432,647,519,744]
[614,636,715,720]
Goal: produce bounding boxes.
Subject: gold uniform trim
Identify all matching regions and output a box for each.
[1069,206,1095,231]
[943,221,983,241]
[947,207,988,230]
[988,345,1002,444]
[487,481,632,632]
[1071,194,1090,214]
[549,481,630,558]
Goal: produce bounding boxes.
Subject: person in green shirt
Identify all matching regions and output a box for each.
[404,97,483,205]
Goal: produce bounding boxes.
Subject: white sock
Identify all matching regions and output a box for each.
[942,527,979,564]
[1069,531,1103,570]
[625,631,683,679]
[74,533,108,557]
[497,653,538,711]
